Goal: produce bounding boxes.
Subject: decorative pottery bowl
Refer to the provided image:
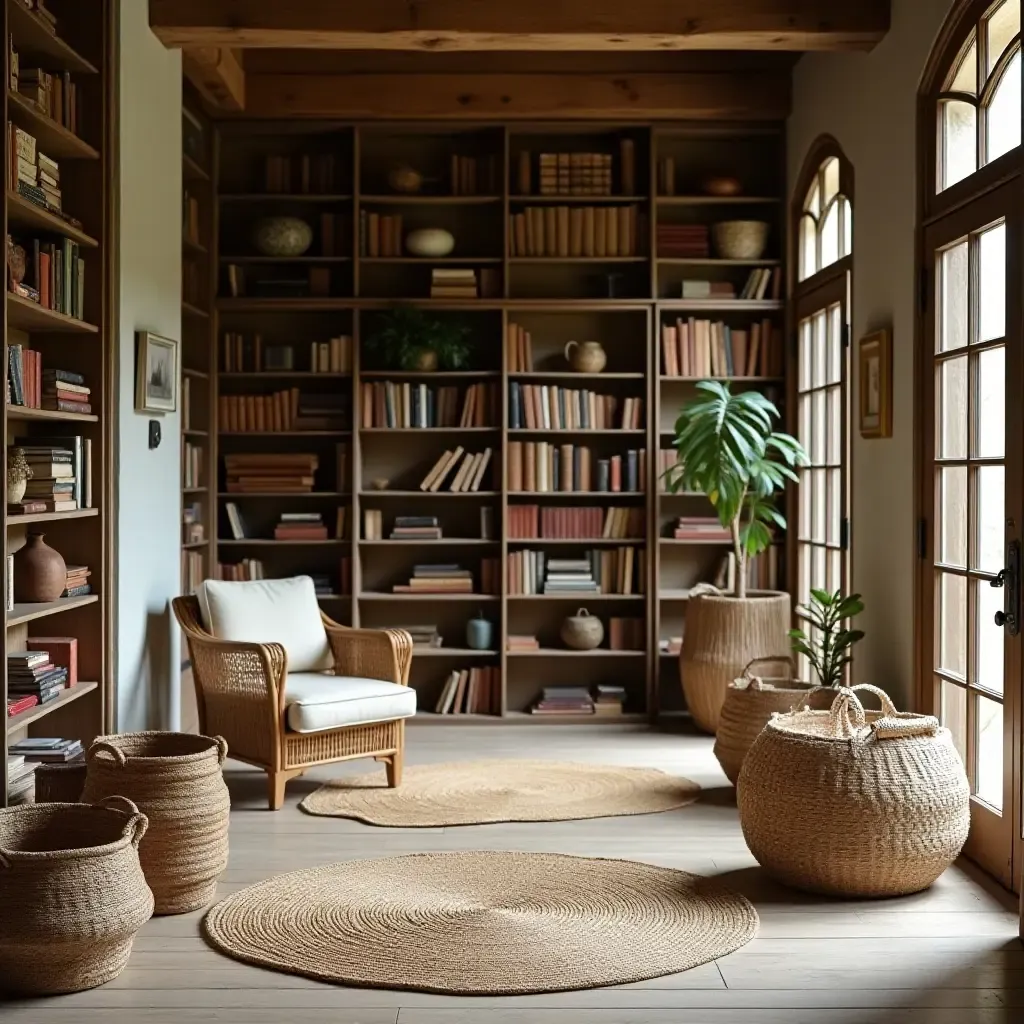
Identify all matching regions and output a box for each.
[389,165,423,194]
[370,478,390,491]
[712,221,769,261]
[702,175,743,197]
[406,228,455,258]
[252,217,313,258]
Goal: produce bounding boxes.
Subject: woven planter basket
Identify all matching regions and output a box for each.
[0,797,153,995]
[680,588,791,734]
[713,658,835,785]
[737,685,970,898]
[34,760,88,803]
[82,731,230,915]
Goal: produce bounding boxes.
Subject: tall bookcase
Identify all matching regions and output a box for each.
[3,0,113,804]
[212,121,786,723]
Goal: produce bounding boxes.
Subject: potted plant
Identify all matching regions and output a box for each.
[664,380,807,733]
[788,588,865,689]
[364,306,472,372]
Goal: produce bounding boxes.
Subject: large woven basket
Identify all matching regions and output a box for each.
[680,588,791,733]
[82,731,230,915]
[713,658,835,784]
[0,797,154,994]
[737,685,970,897]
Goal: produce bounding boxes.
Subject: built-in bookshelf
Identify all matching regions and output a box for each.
[3,1,113,804]
[213,122,787,723]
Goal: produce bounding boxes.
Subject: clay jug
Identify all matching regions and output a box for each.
[564,341,607,373]
[14,532,67,603]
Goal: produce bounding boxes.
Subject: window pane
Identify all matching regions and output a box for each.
[799,318,813,390]
[975,695,1003,810]
[822,157,840,203]
[813,312,827,388]
[939,241,969,352]
[800,215,817,281]
[813,469,826,542]
[799,469,812,539]
[828,548,842,592]
[821,201,840,268]
[827,388,841,463]
[986,0,1019,74]
[940,679,968,765]
[976,580,1005,695]
[812,391,826,464]
[986,48,1021,163]
[937,355,968,458]
[976,464,1004,572]
[805,179,820,218]
[813,546,826,593]
[828,303,842,384]
[827,469,841,546]
[798,542,811,602]
[840,196,852,258]
[976,346,1005,458]
[938,466,968,567]
[941,100,978,189]
[977,222,1006,341]
[798,394,811,451]
[938,571,967,679]
[949,37,978,94]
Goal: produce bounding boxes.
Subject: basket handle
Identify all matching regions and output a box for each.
[88,739,127,767]
[214,735,229,764]
[826,684,901,737]
[0,848,11,869]
[741,656,794,679]
[97,796,149,848]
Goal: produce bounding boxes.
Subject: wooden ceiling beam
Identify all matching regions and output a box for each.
[182,46,245,111]
[243,72,790,121]
[150,0,890,53]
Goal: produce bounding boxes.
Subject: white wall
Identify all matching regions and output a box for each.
[115,0,183,730]
[788,0,954,707]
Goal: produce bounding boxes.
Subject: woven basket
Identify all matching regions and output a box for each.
[680,588,791,733]
[737,685,970,897]
[713,658,835,784]
[34,760,88,803]
[81,731,230,915]
[0,797,154,994]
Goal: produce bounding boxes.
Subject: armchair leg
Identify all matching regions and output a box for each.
[385,750,403,788]
[267,771,288,810]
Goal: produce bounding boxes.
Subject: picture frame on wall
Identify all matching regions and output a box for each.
[135,331,179,414]
[858,328,892,438]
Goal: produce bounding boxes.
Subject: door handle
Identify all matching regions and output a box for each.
[990,539,1020,636]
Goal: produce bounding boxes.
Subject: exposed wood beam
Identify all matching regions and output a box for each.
[182,46,245,111]
[150,0,890,53]
[244,72,790,121]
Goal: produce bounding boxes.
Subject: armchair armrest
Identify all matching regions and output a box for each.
[321,617,413,685]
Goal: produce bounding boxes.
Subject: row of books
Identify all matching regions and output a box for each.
[660,318,783,378]
[7,234,86,320]
[507,444,646,493]
[8,652,72,706]
[507,505,644,540]
[220,334,353,374]
[65,563,91,598]
[9,737,83,770]
[183,442,203,490]
[509,205,640,258]
[360,381,497,429]
[182,549,204,596]
[504,322,536,372]
[406,625,442,648]
[418,447,494,492]
[183,189,201,246]
[507,549,643,595]
[362,213,404,257]
[15,64,81,136]
[657,223,709,259]
[224,453,319,494]
[509,384,642,431]
[678,268,781,302]
[434,667,500,715]
[530,685,626,716]
[264,153,341,194]
[218,391,350,433]
[9,437,90,512]
[7,353,90,413]
[392,561,499,595]
[517,147,636,197]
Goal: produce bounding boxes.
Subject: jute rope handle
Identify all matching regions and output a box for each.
[97,795,149,848]
[214,736,229,764]
[88,739,127,766]
[827,683,936,739]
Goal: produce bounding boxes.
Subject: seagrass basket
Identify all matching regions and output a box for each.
[713,657,834,784]
[0,797,154,995]
[82,731,230,915]
[737,685,970,897]
[34,760,88,803]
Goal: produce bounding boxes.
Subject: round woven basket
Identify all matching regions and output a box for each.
[0,797,153,995]
[34,760,88,803]
[680,589,791,734]
[713,658,835,784]
[82,731,230,915]
[737,685,970,897]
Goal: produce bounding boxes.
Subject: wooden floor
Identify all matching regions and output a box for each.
[4,724,1022,1023]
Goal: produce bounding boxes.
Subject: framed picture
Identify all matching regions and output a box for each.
[135,331,178,414]
[858,328,892,439]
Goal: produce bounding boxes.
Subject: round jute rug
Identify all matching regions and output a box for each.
[203,851,757,994]
[299,759,700,826]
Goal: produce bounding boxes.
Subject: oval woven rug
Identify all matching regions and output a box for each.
[203,851,757,994]
[299,759,700,826]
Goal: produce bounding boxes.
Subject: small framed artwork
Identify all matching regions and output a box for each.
[858,328,892,439]
[135,331,178,414]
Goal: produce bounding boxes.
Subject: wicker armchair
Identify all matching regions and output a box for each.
[172,580,414,810]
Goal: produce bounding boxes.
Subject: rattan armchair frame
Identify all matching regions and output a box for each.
[172,596,414,810]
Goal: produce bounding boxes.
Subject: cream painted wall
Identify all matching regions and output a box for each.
[788,0,955,706]
[115,0,183,730]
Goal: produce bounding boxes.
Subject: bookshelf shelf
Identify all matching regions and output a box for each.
[503,711,648,724]
[218,539,348,547]
[220,491,349,499]
[508,195,648,204]
[359,593,501,602]
[360,195,503,205]
[219,193,350,202]
[358,490,499,499]
[6,191,99,247]
[507,594,646,602]
[7,1,98,73]
[184,487,208,494]
[509,256,647,264]
[507,537,646,546]
[659,375,785,384]
[6,405,98,423]
[7,90,99,160]
[360,427,498,435]
[360,539,498,546]
[6,292,98,333]
[508,372,645,381]
[7,594,100,628]
[509,491,644,500]
[411,647,499,657]
[182,236,207,257]
[361,257,503,265]
[361,370,500,380]
[507,649,646,658]
[220,430,351,438]
[657,257,781,267]
[183,541,210,551]
[656,195,781,206]
[221,372,351,380]
[182,300,209,319]
[6,508,99,527]
[657,299,784,312]
[183,153,209,181]
[659,538,731,546]
[6,681,99,736]
[183,368,209,380]
[220,255,352,264]
[183,428,208,437]
[508,429,645,437]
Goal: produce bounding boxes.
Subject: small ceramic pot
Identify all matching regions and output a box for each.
[703,175,743,197]
[564,341,607,373]
[252,217,313,257]
[466,614,493,651]
[712,221,769,261]
[14,533,67,603]
[406,229,455,258]
[561,609,604,651]
[389,165,423,194]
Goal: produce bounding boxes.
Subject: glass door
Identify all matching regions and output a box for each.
[922,180,1022,890]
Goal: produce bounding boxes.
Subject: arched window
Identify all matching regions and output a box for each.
[937,0,1020,191]
[797,155,852,281]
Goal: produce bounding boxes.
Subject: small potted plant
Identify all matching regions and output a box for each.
[664,380,807,733]
[788,588,865,690]
[365,306,472,372]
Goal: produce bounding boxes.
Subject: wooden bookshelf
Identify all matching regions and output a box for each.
[3,1,113,804]
[210,121,787,724]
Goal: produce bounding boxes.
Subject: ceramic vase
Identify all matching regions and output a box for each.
[406,228,455,257]
[564,341,607,373]
[14,533,67,603]
[252,217,313,257]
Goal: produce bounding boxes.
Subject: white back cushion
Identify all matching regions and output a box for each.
[197,576,333,673]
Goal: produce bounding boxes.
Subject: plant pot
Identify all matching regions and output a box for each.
[13,532,67,603]
[561,608,604,650]
[413,348,438,372]
[680,590,791,734]
[712,220,769,260]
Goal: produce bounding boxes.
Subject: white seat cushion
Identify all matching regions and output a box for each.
[196,576,333,673]
[285,672,417,734]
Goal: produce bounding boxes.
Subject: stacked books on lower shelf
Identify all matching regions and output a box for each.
[393,560,498,595]
[671,517,732,542]
[7,650,69,710]
[63,563,90,597]
[405,625,442,649]
[530,685,626,716]
[5,755,37,803]
[11,435,91,512]
[218,558,265,581]
[434,667,500,715]
[224,454,319,494]
[274,513,329,541]
[361,381,497,428]
[391,516,442,541]
[507,444,646,493]
[7,357,91,414]
[507,548,643,595]
[9,736,84,764]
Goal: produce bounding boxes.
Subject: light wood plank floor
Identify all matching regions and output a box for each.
[3,725,1022,1023]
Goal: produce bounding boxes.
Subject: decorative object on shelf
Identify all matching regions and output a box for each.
[135,331,179,414]
[252,215,313,257]
[466,612,493,651]
[0,798,154,995]
[365,306,473,372]
[858,327,893,438]
[664,381,808,732]
[82,731,231,915]
[405,228,455,258]
[13,531,67,603]
[702,175,743,197]
[388,164,424,194]
[7,446,32,504]
[560,608,604,651]
[33,761,88,803]
[712,220,769,260]
[370,477,390,491]
[6,236,26,289]
[738,684,970,897]
[564,340,607,374]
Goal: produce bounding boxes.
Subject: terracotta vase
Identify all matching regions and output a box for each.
[14,533,67,603]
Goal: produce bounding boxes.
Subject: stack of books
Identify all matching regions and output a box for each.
[20,443,76,511]
[9,736,84,764]
[672,516,733,542]
[274,513,328,541]
[63,564,90,597]
[680,280,735,300]
[543,557,599,594]
[6,754,37,803]
[594,685,627,716]
[430,268,477,299]
[218,558,265,582]
[507,548,642,595]
[7,692,39,717]
[393,564,474,595]
[9,124,43,211]
[28,636,78,686]
[434,667,500,715]
[7,650,68,706]
[506,634,540,652]
[224,454,319,494]
[536,152,614,195]
[391,516,442,541]
[530,686,594,716]
[43,369,90,414]
[657,223,709,258]
[660,636,684,656]
[404,625,442,649]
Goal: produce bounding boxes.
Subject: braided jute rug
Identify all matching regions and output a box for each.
[203,851,757,995]
[299,759,700,826]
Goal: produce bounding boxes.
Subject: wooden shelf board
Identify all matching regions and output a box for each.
[317,593,350,600]
[660,538,731,546]
[502,300,650,311]
[6,292,98,333]
[6,681,99,736]
[410,647,499,656]
[509,195,648,204]
[507,537,645,546]
[509,257,647,264]
[221,371,351,380]
[220,491,349,498]
[359,593,500,601]
[410,712,504,724]
[7,91,99,160]
[182,301,210,319]
[358,490,499,498]
[509,372,644,380]
[506,649,646,657]
[183,541,210,551]
[360,195,502,205]
[7,1,98,73]
[220,193,350,202]
[217,539,347,546]
[220,255,351,264]
[659,649,682,658]
[182,237,208,256]
[7,405,97,423]
[507,594,644,601]
[656,196,781,205]
[508,491,644,500]
[219,298,357,312]
[183,487,208,494]
[7,508,98,527]
[361,370,500,379]
[7,593,99,627]
[220,431,351,437]
[6,191,99,247]
[182,368,210,379]
[183,154,210,181]
[656,257,781,267]
[183,428,208,437]
[509,429,645,436]
[360,539,497,546]
[361,257,503,265]
[360,427,498,435]
[660,376,784,384]
[657,299,783,312]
